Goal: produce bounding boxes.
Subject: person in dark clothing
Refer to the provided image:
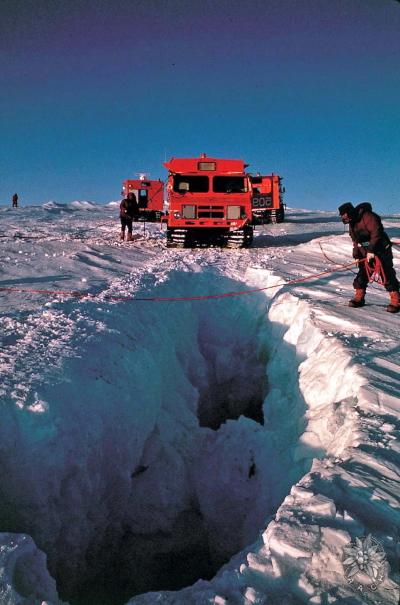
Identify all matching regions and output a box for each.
[119,192,139,241]
[338,201,400,313]
[12,193,18,208]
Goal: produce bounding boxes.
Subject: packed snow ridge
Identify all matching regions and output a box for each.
[0,205,399,605]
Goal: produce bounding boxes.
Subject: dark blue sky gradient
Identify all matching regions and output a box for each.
[1,0,400,211]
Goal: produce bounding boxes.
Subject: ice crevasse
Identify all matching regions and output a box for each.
[0,266,399,605]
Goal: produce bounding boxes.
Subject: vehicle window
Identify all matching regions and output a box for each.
[213,176,246,193]
[138,189,148,208]
[173,175,209,192]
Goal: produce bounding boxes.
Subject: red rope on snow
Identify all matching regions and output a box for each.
[0,261,359,303]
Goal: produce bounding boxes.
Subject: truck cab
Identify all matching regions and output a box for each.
[164,154,253,248]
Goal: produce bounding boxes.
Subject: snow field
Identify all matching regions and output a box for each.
[0,205,399,604]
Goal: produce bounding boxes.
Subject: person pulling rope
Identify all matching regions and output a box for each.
[338,202,400,313]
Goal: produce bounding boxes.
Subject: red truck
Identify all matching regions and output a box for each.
[164,154,254,248]
[121,176,164,221]
[250,173,285,223]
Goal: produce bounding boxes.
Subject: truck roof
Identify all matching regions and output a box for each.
[164,155,249,175]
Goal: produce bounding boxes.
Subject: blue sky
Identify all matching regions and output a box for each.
[1,0,399,212]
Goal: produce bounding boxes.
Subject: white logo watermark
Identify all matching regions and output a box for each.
[342,534,389,594]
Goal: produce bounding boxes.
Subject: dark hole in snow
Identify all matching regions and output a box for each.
[0,271,312,605]
[197,335,266,430]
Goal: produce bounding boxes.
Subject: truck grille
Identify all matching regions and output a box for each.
[197,206,224,218]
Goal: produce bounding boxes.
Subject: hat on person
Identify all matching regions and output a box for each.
[338,202,355,216]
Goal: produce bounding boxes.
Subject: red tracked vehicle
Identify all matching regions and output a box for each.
[121,176,164,221]
[164,154,253,248]
[250,173,285,223]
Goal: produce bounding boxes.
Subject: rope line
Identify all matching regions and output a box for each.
[0,261,359,303]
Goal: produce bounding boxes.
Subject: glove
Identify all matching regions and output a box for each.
[367,252,375,266]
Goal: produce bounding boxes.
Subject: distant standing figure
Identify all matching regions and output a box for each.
[338,201,400,313]
[119,192,139,241]
[12,193,18,208]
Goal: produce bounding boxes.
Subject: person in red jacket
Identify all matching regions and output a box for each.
[338,202,400,313]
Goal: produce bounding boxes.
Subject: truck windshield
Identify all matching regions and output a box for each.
[213,176,247,193]
[173,175,209,192]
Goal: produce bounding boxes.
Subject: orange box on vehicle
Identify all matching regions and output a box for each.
[250,173,285,223]
[163,154,253,248]
[121,176,164,221]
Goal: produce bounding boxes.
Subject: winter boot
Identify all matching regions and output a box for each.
[387,291,400,313]
[348,288,366,308]
[120,230,125,241]
[126,232,134,242]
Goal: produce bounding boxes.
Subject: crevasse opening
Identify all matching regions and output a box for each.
[0,270,317,605]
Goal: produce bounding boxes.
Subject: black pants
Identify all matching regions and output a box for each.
[120,217,133,234]
[353,247,399,292]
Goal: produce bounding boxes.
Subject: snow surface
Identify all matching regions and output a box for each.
[0,202,400,605]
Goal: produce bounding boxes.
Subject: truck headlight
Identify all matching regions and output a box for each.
[182,205,196,219]
[227,205,241,219]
